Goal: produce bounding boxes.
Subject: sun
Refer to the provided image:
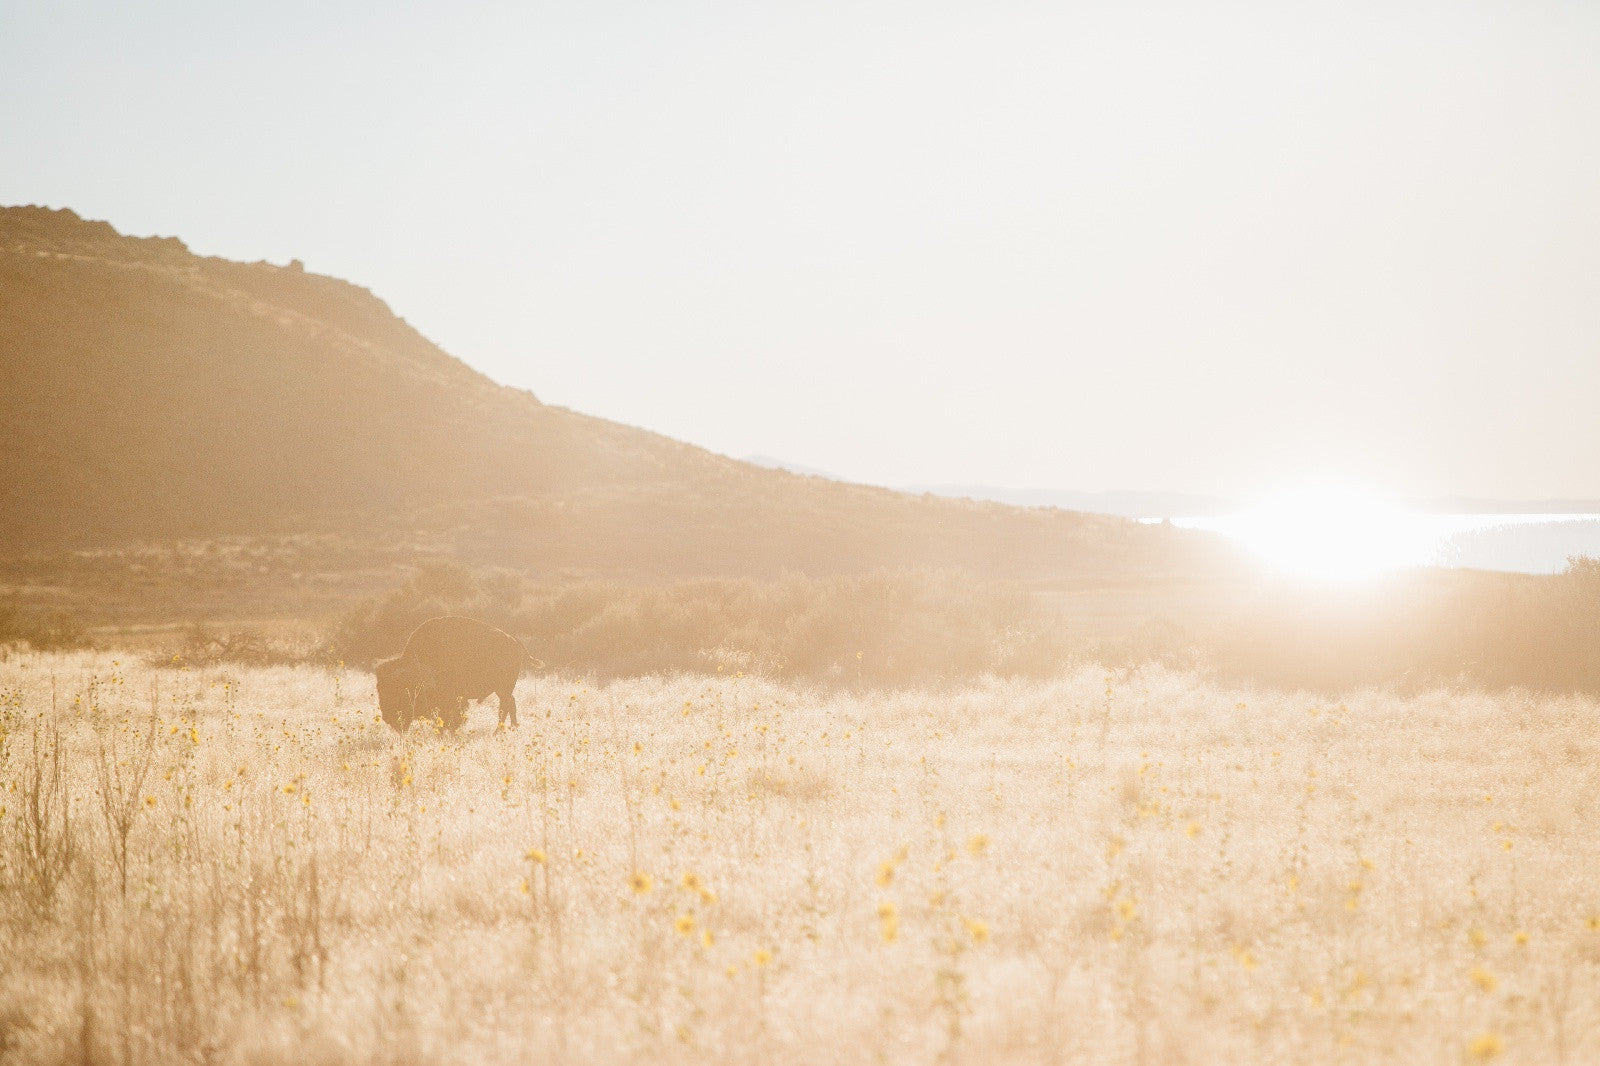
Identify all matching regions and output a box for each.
[1226,485,1431,580]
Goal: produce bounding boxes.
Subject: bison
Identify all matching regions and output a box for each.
[374,616,525,732]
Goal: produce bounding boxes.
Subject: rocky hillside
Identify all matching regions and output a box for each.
[0,206,1230,586]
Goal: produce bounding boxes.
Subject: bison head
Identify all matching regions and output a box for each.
[374,657,436,732]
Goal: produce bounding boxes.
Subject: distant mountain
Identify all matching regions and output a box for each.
[1420,497,1600,515]
[742,455,841,480]
[905,484,1600,519]
[741,460,1239,518]
[903,486,1236,519]
[0,205,1235,586]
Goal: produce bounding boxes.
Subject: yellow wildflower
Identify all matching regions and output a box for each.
[878,901,900,943]
[1467,1033,1504,1060]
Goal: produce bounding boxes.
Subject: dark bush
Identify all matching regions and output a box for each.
[323,567,1088,686]
[1205,555,1600,695]
[165,621,309,668]
[0,601,90,651]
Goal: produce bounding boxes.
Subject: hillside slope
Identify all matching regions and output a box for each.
[0,205,715,543]
[0,205,1230,584]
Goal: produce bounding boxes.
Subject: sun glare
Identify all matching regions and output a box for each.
[1221,486,1432,580]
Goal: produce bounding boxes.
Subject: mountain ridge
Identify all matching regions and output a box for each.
[0,204,1233,587]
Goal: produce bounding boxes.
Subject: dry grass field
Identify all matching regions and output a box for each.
[3,650,1599,1064]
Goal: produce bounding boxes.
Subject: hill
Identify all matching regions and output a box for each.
[0,205,720,547]
[7,208,1600,699]
[0,206,1230,591]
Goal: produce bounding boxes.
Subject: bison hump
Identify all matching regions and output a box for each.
[402,616,522,672]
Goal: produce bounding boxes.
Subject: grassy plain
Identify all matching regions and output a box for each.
[2,651,1599,1064]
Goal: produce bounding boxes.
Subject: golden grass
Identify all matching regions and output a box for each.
[2,651,1599,1064]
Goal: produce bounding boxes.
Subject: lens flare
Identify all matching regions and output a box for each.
[1189,486,1434,580]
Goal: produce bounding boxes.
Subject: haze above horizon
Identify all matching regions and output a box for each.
[3,0,1597,501]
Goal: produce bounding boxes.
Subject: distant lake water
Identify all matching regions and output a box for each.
[1163,513,1600,575]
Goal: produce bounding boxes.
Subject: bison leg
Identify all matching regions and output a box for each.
[497,686,518,728]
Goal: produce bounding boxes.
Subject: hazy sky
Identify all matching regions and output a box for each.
[4,0,1598,500]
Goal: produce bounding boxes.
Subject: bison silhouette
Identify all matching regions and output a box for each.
[374,616,525,732]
